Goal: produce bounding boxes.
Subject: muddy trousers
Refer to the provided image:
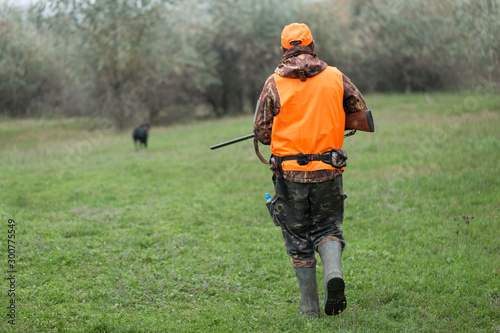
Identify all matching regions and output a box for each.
[268,175,347,316]
[269,175,346,261]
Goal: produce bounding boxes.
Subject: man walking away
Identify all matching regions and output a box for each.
[254,23,369,317]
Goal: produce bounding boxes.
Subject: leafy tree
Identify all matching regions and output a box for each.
[334,0,499,92]
[45,0,171,128]
[0,5,63,116]
[180,0,305,117]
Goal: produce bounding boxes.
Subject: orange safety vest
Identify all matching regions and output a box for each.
[271,66,345,171]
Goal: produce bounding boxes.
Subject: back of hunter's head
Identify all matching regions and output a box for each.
[281,23,314,50]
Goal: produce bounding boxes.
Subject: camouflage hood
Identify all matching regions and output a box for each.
[275,46,328,82]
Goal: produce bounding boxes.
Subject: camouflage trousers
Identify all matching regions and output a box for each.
[269,175,347,263]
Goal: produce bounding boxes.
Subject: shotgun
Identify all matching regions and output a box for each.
[210,109,375,151]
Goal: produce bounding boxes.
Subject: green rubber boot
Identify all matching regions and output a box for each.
[293,267,321,317]
[319,241,346,315]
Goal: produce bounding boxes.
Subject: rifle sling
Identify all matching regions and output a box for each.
[254,138,269,164]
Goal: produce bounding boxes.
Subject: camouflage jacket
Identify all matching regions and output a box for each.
[254,46,368,183]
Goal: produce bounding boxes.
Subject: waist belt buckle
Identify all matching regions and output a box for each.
[296,153,312,166]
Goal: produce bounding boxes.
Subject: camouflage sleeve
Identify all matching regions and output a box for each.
[342,73,368,114]
[253,75,281,145]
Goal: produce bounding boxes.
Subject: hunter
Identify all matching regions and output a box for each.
[254,23,369,317]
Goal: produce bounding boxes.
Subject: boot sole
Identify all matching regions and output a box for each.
[325,277,346,316]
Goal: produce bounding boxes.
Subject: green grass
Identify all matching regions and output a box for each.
[1,92,499,332]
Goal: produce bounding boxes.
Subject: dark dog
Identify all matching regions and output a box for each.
[132,124,151,149]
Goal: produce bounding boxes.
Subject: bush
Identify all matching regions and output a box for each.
[1,0,498,121]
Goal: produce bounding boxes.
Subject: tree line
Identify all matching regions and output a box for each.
[0,0,498,128]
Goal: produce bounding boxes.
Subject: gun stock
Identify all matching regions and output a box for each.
[345,109,375,132]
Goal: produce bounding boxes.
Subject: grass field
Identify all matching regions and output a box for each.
[1,92,499,332]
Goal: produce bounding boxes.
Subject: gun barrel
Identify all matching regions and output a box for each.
[210,133,255,150]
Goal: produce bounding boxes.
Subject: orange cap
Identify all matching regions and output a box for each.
[281,23,313,49]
